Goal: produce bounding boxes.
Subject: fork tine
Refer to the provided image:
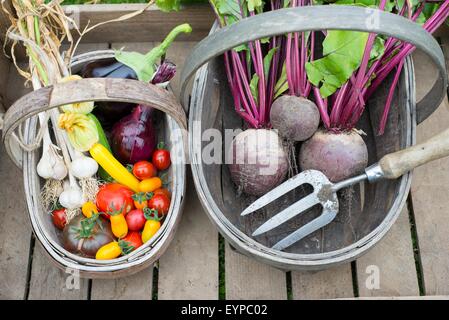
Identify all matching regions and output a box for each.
[271,209,337,251]
[252,193,318,236]
[241,173,309,216]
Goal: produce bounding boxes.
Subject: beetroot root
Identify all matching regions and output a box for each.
[270,95,320,142]
[299,129,368,182]
[228,129,289,196]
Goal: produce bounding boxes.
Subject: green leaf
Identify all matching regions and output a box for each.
[156,0,181,12]
[305,30,369,98]
[274,62,289,99]
[248,0,263,12]
[250,74,260,104]
[263,47,278,79]
[115,23,192,82]
[369,36,385,66]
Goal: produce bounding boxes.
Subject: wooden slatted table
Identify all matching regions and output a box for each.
[0,4,448,300]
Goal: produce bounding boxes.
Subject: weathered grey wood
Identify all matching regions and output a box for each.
[28,245,89,300]
[0,142,32,299]
[65,4,213,44]
[158,171,219,300]
[291,265,354,299]
[356,206,419,297]
[91,268,153,300]
[225,244,287,299]
[411,46,449,295]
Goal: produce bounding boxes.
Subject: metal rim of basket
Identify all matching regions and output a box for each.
[183,6,431,270]
[1,51,187,274]
[180,5,448,123]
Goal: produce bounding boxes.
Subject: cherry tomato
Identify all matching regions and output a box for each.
[152,143,171,171]
[131,192,150,210]
[122,231,143,251]
[52,209,67,230]
[132,161,157,180]
[126,209,147,231]
[153,188,171,200]
[96,183,134,219]
[138,177,162,193]
[148,194,170,216]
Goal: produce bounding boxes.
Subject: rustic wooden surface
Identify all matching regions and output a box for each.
[0,28,448,300]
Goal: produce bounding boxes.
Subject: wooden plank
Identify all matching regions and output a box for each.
[356,206,419,297]
[27,245,89,300]
[65,4,213,44]
[410,47,449,295]
[91,269,153,300]
[158,171,219,300]
[225,244,287,299]
[0,142,32,299]
[291,265,354,299]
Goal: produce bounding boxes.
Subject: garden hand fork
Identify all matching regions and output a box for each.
[241,126,449,251]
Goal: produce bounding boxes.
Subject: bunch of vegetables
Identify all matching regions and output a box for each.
[56,150,172,260]
[2,0,186,261]
[211,0,449,195]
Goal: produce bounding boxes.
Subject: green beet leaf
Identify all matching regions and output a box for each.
[305,30,369,98]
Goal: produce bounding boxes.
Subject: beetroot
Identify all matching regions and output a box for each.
[111,105,157,164]
[270,95,320,141]
[228,129,289,196]
[299,129,368,182]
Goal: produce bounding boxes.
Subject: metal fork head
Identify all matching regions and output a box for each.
[242,170,340,251]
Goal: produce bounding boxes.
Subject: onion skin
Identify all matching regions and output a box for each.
[228,129,289,196]
[111,105,157,164]
[299,129,368,182]
[270,95,320,142]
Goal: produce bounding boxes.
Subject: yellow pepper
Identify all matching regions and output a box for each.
[89,143,140,192]
[81,201,98,218]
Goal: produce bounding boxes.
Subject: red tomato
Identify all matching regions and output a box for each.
[153,188,171,200]
[132,161,157,180]
[152,144,171,171]
[96,183,134,219]
[122,231,143,251]
[52,209,67,230]
[125,209,147,231]
[148,194,170,216]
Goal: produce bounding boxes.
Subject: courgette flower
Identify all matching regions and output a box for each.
[58,113,99,152]
[59,75,95,114]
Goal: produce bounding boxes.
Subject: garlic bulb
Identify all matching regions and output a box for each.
[37,143,68,180]
[71,152,98,179]
[59,182,85,210]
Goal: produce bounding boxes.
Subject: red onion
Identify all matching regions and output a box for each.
[111,105,157,164]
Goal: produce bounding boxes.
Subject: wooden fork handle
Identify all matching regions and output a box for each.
[379,126,449,179]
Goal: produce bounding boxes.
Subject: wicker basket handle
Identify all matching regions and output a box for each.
[180,5,447,124]
[2,78,187,165]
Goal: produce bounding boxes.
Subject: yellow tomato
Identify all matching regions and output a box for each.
[81,201,98,218]
[96,242,121,260]
[110,214,128,238]
[141,220,161,243]
[138,177,162,193]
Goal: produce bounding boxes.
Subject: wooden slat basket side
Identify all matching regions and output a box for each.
[1,51,187,278]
